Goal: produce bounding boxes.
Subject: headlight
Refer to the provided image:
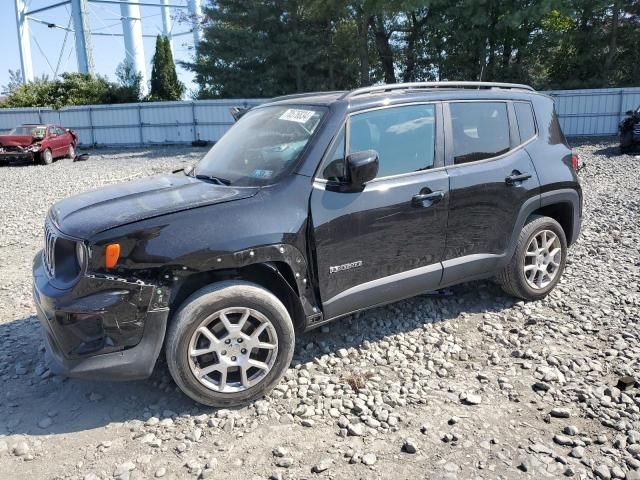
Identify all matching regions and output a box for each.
[76,242,88,270]
[27,144,41,152]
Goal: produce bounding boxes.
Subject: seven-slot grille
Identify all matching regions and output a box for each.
[43,221,57,278]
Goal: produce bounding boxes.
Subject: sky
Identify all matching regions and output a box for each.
[0,0,197,95]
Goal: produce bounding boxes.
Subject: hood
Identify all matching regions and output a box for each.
[0,135,36,147]
[49,173,260,238]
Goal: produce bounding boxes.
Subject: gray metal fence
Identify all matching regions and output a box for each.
[0,99,262,146]
[548,87,640,136]
[0,87,638,145]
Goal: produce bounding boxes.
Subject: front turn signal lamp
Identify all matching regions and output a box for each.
[105,243,121,269]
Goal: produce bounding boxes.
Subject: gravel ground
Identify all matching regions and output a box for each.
[0,140,639,480]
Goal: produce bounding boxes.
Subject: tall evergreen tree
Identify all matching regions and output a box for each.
[150,35,185,100]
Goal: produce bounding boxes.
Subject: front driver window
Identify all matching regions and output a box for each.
[348,104,436,179]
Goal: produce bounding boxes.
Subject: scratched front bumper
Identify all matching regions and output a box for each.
[32,251,169,380]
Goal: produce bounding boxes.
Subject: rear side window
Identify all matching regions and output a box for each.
[450,102,510,164]
[514,102,536,142]
[349,104,436,178]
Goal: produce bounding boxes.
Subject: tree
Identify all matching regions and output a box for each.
[113,60,143,102]
[2,72,142,108]
[150,35,185,100]
[186,0,361,98]
[1,69,24,96]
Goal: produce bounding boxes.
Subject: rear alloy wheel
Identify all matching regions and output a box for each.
[67,143,76,159]
[41,148,53,165]
[497,215,567,300]
[166,280,295,407]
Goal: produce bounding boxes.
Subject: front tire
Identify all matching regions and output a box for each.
[67,143,76,159]
[40,148,53,165]
[165,280,295,407]
[497,215,567,301]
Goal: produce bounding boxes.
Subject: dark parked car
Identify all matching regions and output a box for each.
[0,124,78,165]
[619,105,640,154]
[33,82,582,406]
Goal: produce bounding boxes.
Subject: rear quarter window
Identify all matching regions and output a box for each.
[514,102,537,143]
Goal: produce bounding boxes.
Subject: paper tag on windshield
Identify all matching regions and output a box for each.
[279,108,315,124]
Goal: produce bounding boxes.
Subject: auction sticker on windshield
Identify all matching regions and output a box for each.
[279,108,316,124]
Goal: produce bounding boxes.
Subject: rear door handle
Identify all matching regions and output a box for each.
[505,172,532,186]
[412,190,444,208]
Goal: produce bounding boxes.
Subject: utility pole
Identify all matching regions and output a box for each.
[188,0,202,51]
[161,0,173,56]
[120,0,148,96]
[14,0,34,83]
[71,0,95,75]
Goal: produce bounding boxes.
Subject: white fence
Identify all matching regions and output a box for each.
[0,87,638,145]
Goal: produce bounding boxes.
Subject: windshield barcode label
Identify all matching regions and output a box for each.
[279,108,315,124]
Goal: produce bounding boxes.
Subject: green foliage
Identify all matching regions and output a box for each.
[2,72,145,109]
[1,69,24,96]
[189,0,640,97]
[150,35,185,101]
[1,63,147,108]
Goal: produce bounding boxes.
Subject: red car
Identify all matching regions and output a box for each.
[0,124,78,165]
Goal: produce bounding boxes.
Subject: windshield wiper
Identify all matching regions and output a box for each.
[195,173,232,186]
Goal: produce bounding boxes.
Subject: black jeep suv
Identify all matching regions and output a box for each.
[33,82,582,406]
[619,105,640,154]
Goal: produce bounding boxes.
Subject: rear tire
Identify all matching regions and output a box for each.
[165,280,295,407]
[40,149,53,165]
[497,215,567,301]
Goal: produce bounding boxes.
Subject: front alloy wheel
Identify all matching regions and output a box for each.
[166,280,295,407]
[188,307,278,393]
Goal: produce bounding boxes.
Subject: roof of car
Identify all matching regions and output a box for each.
[265,82,545,109]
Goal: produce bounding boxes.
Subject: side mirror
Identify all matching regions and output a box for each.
[626,110,634,116]
[327,150,379,192]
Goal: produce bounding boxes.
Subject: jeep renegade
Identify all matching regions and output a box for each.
[32,82,582,406]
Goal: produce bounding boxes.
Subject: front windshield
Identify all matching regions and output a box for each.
[10,126,46,138]
[195,105,325,186]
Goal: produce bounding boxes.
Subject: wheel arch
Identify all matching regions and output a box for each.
[167,260,309,334]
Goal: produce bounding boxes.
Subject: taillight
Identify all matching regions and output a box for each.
[571,154,579,171]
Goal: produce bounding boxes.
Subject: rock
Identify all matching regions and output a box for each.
[0,440,8,455]
[564,425,579,436]
[347,423,366,437]
[114,461,136,478]
[362,453,377,466]
[403,438,418,454]
[273,446,288,458]
[550,407,571,418]
[594,464,611,480]
[12,442,29,456]
[154,467,166,478]
[275,457,293,468]
[337,348,349,358]
[462,393,482,405]
[311,459,332,473]
[554,434,574,446]
[570,446,585,458]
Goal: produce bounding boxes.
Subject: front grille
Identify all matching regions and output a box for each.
[634,124,640,136]
[43,221,57,278]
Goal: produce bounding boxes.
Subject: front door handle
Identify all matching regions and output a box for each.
[412,190,444,208]
[505,172,532,186]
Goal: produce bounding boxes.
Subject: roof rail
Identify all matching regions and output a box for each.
[270,90,346,103]
[342,81,535,99]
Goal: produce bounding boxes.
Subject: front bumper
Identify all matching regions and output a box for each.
[0,151,35,162]
[32,252,169,381]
